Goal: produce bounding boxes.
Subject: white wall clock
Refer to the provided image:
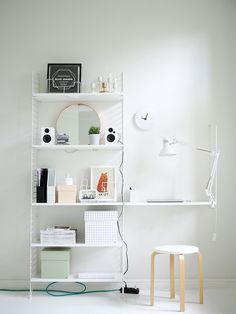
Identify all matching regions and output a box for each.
[134,112,153,131]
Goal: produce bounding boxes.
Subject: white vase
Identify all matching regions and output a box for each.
[89,134,100,145]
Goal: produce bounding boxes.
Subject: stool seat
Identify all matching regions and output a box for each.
[154,245,199,255]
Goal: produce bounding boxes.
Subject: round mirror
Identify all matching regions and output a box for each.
[56,104,100,145]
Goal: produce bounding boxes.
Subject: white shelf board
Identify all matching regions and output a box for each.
[31,242,122,248]
[32,202,210,207]
[33,92,123,103]
[31,273,123,283]
[124,201,211,206]
[32,144,123,151]
[32,202,123,206]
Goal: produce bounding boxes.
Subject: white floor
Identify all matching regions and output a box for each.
[0,288,236,314]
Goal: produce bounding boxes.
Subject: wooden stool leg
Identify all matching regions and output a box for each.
[170,254,175,298]
[179,254,185,312]
[150,252,158,306]
[198,251,203,304]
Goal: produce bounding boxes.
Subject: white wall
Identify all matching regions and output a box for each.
[0,0,236,284]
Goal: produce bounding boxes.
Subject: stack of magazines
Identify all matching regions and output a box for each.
[40,227,76,244]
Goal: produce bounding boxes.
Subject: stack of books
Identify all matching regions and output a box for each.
[40,227,76,244]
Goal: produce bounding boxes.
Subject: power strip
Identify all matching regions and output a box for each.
[120,285,139,294]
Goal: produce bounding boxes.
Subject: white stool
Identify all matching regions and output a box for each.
[150,245,203,312]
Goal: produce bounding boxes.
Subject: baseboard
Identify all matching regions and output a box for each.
[0,280,29,289]
[0,278,236,291]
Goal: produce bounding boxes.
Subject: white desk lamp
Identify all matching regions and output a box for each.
[159,137,220,208]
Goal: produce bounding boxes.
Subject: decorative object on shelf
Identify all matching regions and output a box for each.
[41,127,55,146]
[91,167,117,201]
[98,76,108,93]
[105,127,118,145]
[97,73,118,93]
[108,73,113,92]
[101,82,108,93]
[90,82,96,93]
[56,104,100,145]
[98,76,103,92]
[88,126,100,145]
[159,137,220,207]
[108,73,118,92]
[79,189,97,202]
[79,179,97,203]
[65,174,73,185]
[56,133,69,145]
[128,187,133,202]
[47,63,82,93]
[41,248,71,278]
[134,112,153,131]
[113,78,118,92]
[84,211,118,245]
[57,174,77,203]
[57,185,77,203]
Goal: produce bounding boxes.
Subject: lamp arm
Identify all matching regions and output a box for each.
[172,137,219,205]
[174,139,214,154]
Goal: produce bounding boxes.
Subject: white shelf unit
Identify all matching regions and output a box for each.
[30,73,125,292]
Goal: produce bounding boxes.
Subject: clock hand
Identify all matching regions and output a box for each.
[141,113,149,120]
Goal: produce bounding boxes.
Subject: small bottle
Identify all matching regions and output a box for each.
[98,76,103,93]
[108,73,113,92]
[65,174,73,185]
[90,82,96,93]
[100,81,108,93]
[113,78,117,92]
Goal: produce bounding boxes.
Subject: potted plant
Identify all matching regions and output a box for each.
[88,126,100,145]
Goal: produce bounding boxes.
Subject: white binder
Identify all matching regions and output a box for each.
[47,169,56,203]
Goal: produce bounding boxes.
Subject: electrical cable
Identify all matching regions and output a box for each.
[117,221,129,275]
[0,282,120,297]
[116,133,129,275]
[116,136,129,276]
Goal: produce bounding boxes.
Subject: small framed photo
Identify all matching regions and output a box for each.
[79,189,97,203]
[47,63,82,93]
[90,167,117,201]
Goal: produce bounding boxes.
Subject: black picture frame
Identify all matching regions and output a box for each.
[47,63,82,93]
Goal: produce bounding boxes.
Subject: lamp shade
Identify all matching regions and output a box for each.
[159,138,177,156]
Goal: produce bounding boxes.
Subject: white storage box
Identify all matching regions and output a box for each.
[84,211,118,245]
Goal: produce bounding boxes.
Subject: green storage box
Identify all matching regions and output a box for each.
[41,248,70,279]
